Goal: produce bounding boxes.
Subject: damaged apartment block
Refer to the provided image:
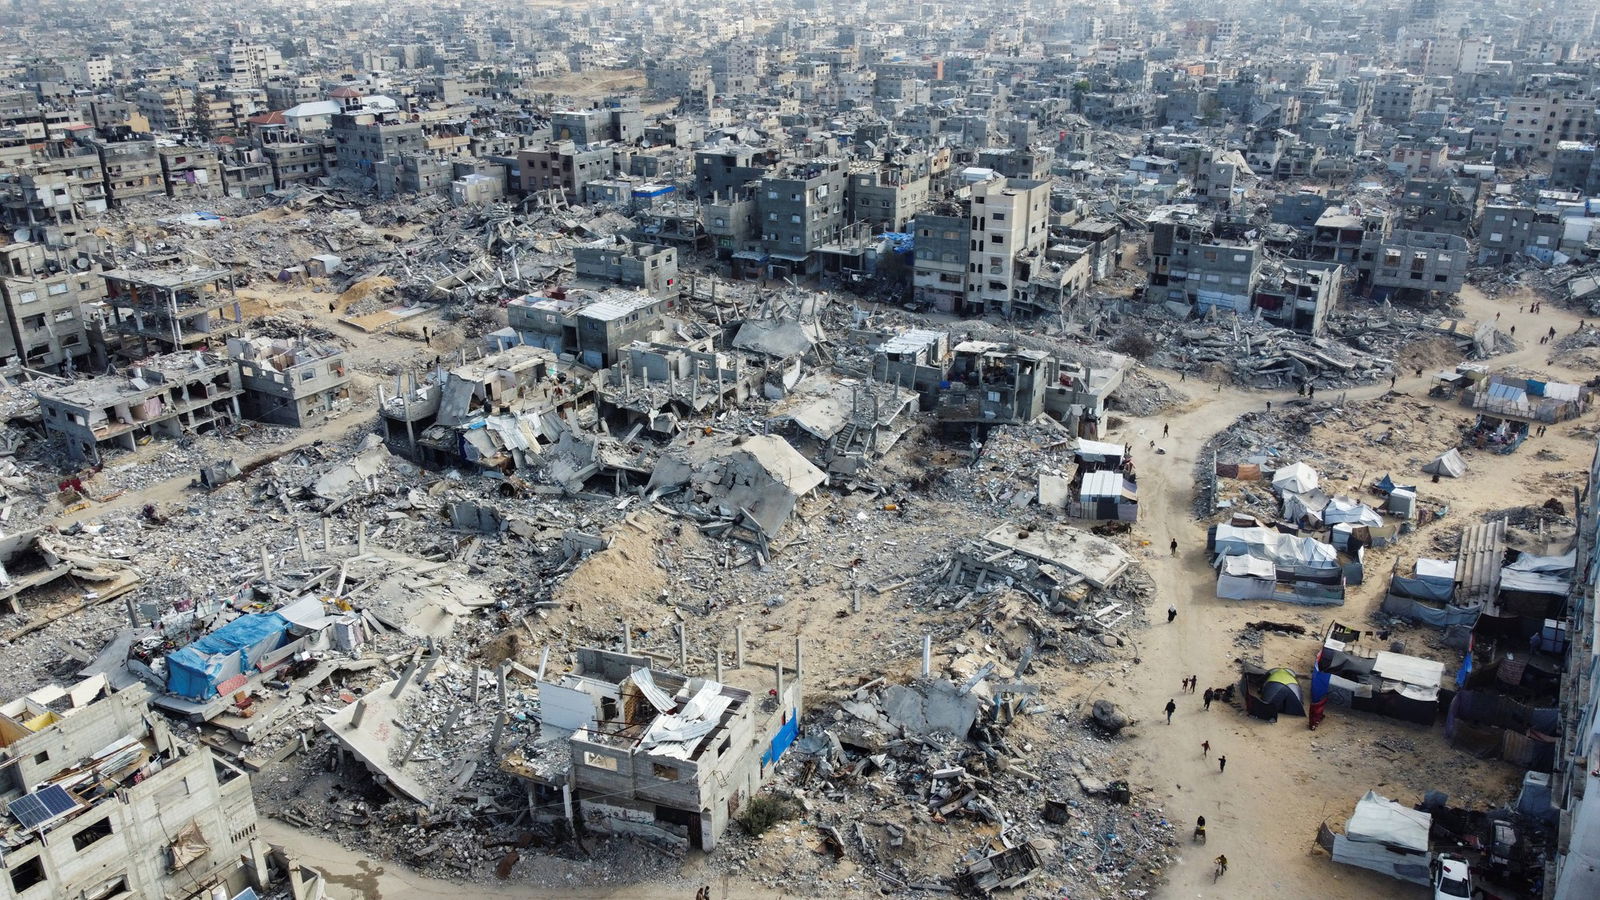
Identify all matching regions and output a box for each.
[502,647,803,852]
[100,267,246,357]
[0,677,263,899]
[227,336,351,427]
[34,351,242,464]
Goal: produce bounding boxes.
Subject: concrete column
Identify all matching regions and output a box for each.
[537,646,550,681]
[260,546,272,578]
[623,621,633,655]
[321,518,332,551]
[715,652,724,684]
[472,667,482,704]
[348,699,368,729]
[775,661,784,699]
[922,634,932,677]
[562,783,574,829]
[247,839,271,892]
[440,703,462,735]
[357,521,368,555]
[418,653,441,682]
[398,729,426,765]
[794,637,803,682]
[677,623,687,668]
[391,661,419,698]
[297,526,310,563]
[735,625,745,668]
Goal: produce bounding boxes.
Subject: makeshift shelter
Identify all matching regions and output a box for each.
[1271,461,1319,494]
[1329,791,1434,885]
[165,612,290,700]
[1422,448,1466,478]
[1318,623,1447,724]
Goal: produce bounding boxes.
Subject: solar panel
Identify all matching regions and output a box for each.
[8,784,77,830]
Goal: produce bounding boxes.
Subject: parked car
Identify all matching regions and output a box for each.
[1432,853,1472,899]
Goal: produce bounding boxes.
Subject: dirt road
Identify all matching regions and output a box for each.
[1118,284,1589,898]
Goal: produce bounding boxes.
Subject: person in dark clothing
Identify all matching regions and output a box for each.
[1201,740,1210,758]
[1218,755,1227,773]
[1163,423,1169,437]
[1203,688,1214,710]
[1167,604,1177,622]
[1165,699,1177,723]
[1170,538,1178,557]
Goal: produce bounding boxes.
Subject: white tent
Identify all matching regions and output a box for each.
[1272,462,1319,494]
[1421,448,1466,478]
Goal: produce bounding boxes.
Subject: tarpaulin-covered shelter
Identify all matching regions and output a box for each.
[1212,517,1347,604]
[1495,549,1575,621]
[165,612,290,700]
[1271,461,1319,494]
[1381,558,1480,628]
[1317,622,1446,724]
[1328,791,1433,885]
[1422,448,1466,478]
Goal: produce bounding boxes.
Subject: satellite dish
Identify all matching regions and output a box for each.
[11,229,28,243]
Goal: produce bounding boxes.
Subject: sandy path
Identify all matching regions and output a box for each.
[1117,284,1589,898]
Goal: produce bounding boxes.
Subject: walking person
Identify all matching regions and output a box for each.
[1265,400,1271,411]
[1163,423,1169,437]
[1218,754,1227,773]
[1201,739,1210,758]
[1167,603,1177,623]
[1203,687,1214,710]
[1170,538,1178,557]
[1189,675,1198,693]
[1165,699,1177,724]
[1390,374,1397,388]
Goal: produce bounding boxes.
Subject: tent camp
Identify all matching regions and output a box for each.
[1319,623,1446,724]
[1422,448,1466,478]
[1329,791,1434,885]
[1271,462,1319,494]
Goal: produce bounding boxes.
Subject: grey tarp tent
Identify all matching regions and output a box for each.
[1422,448,1466,478]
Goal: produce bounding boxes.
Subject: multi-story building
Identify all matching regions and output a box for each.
[0,242,103,372]
[964,175,1051,316]
[83,133,163,206]
[1553,438,1600,899]
[331,108,425,177]
[158,145,224,199]
[910,206,972,313]
[219,40,285,87]
[35,350,243,463]
[694,145,770,201]
[1501,93,1597,161]
[1371,76,1434,123]
[262,141,326,189]
[574,239,680,298]
[100,267,246,357]
[1144,208,1264,318]
[0,678,261,899]
[517,140,617,200]
[846,166,930,233]
[758,157,847,277]
[227,336,350,427]
[1358,228,1470,299]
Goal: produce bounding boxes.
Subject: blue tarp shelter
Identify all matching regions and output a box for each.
[166,613,290,700]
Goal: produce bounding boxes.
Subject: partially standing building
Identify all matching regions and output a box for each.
[100,268,245,357]
[34,351,243,464]
[0,678,261,899]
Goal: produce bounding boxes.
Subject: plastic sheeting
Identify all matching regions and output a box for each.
[1213,524,1338,569]
[165,613,289,700]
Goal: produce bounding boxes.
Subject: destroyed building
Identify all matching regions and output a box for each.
[1144,207,1264,320]
[378,345,594,471]
[0,678,261,899]
[100,268,246,357]
[227,336,350,427]
[572,238,680,298]
[503,647,803,851]
[34,351,243,464]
